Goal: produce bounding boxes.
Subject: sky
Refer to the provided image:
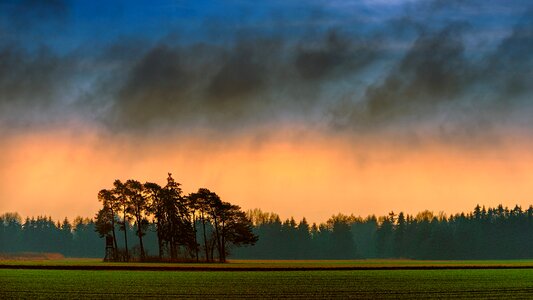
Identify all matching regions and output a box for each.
[0,0,532,223]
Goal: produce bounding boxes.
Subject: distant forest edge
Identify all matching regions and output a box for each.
[2,204,533,260]
[1,174,533,261]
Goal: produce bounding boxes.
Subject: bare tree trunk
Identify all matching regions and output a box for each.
[169,232,177,261]
[110,208,118,260]
[192,214,199,262]
[136,214,145,260]
[201,212,209,261]
[221,220,226,263]
[123,210,129,262]
[210,239,216,262]
[156,220,163,260]
[212,214,223,262]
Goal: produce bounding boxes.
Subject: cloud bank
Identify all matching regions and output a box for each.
[0,0,531,147]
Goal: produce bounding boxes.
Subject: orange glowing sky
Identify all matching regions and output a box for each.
[2,127,533,224]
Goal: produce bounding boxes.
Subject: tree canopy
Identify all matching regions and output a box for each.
[94,173,258,262]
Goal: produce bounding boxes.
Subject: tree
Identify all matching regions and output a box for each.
[327,215,357,259]
[186,193,201,261]
[114,179,131,261]
[393,212,406,257]
[144,182,164,259]
[126,179,149,260]
[60,218,73,257]
[97,189,118,253]
[94,207,117,260]
[205,190,223,261]
[376,215,394,258]
[0,212,22,253]
[95,208,114,240]
[214,202,258,262]
[188,188,216,261]
[296,218,311,258]
[160,173,193,260]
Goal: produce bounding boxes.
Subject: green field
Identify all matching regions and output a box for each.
[2,268,533,298]
[0,259,533,299]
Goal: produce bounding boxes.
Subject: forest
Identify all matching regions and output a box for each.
[1,174,533,260]
[2,204,533,260]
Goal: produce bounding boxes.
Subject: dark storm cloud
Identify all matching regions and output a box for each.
[0,46,92,130]
[0,0,532,144]
[485,10,533,100]
[0,0,77,129]
[106,27,380,131]
[332,5,533,142]
[106,40,277,130]
[364,24,470,122]
[206,40,272,102]
[109,44,192,128]
[294,30,377,80]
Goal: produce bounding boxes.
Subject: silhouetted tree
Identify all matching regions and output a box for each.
[60,218,73,256]
[160,173,193,260]
[186,193,201,261]
[215,202,258,262]
[144,182,164,258]
[0,212,22,253]
[189,188,217,261]
[126,179,149,260]
[327,214,357,259]
[375,214,394,258]
[114,179,131,261]
[97,189,118,253]
[296,218,311,258]
[95,208,114,239]
[394,212,406,257]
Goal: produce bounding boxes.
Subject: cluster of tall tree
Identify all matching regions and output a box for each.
[4,204,533,260]
[94,173,257,262]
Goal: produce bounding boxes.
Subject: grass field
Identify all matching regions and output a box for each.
[3,268,533,298]
[2,260,533,298]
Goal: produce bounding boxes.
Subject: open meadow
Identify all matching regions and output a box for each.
[2,260,533,298]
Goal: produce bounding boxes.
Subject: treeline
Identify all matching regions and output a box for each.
[0,214,101,257]
[3,204,533,260]
[236,205,533,259]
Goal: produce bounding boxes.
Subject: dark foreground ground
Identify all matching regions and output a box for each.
[2,260,533,298]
